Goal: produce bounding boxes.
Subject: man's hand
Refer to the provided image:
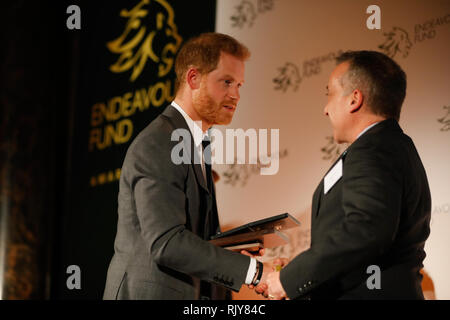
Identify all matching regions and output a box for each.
[254,257,289,298]
[240,249,266,289]
[266,270,287,300]
[240,248,265,258]
[253,263,269,294]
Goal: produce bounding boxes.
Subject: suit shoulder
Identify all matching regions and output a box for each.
[347,126,417,172]
[122,114,176,165]
[121,113,188,181]
[126,111,190,158]
[133,113,175,145]
[354,125,407,151]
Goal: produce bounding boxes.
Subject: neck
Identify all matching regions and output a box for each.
[174,93,212,132]
[348,115,386,143]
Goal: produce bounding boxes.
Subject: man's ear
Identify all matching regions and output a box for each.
[349,89,363,113]
[186,68,202,90]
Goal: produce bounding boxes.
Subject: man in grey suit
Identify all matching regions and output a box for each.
[103,33,267,300]
[263,51,431,299]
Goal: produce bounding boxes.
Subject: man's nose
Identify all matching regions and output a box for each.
[228,86,240,101]
[323,105,329,116]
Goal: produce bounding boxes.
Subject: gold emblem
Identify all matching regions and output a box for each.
[107,0,182,82]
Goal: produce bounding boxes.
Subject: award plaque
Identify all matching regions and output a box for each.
[209,213,300,253]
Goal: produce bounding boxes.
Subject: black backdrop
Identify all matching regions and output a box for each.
[52,0,217,299]
[1,0,77,299]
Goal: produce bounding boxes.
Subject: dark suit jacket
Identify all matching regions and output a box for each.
[281,119,431,300]
[103,105,249,300]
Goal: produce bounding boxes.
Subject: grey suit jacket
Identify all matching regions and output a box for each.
[103,105,250,300]
[281,119,431,299]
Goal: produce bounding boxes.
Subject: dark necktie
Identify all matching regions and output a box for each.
[202,139,212,192]
[200,138,214,300]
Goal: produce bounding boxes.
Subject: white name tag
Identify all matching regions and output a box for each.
[324,159,343,194]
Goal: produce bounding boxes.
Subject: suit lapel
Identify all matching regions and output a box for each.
[311,180,323,223]
[193,163,209,194]
[313,149,348,220]
[162,105,209,193]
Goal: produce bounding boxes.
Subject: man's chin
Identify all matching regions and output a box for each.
[214,117,233,126]
[333,133,343,144]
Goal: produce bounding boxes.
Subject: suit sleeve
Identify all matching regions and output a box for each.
[125,131,250,292]
[280,140,403,299]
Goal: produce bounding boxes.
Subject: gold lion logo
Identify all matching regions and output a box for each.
[273,62,301,92]
[378,27,413,59]
[107,0,182,82]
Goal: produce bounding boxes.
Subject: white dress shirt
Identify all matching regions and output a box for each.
[170,101,257,285]
[171,101,209,179]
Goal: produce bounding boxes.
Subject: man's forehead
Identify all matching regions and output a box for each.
[329,62,349,85]
[333,62,349,77]
[218,51,245,65]
[214,53,245,78]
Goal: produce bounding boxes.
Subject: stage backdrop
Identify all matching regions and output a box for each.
[214,0,450,299]
[58,0,216,299]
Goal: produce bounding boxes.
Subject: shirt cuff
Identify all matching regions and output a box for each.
[244,257,257,285]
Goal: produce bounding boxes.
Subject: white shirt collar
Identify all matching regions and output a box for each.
[356,121,381,140]
[171,101,209,148]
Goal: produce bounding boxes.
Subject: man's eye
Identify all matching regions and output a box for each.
[224,80,232,86]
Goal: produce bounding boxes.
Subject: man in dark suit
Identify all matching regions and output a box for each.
[263,50,431,299]
[103,33,266,300]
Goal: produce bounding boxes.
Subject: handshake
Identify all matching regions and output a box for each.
[242,249,289,300]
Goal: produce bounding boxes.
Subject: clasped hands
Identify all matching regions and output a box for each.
[241,249,289,300]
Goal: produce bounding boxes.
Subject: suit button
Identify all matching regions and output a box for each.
[304,284,307,288]
[298,287,303,292]
[308,281,312,285]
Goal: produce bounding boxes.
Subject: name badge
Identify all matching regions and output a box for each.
[324,159,343,194]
